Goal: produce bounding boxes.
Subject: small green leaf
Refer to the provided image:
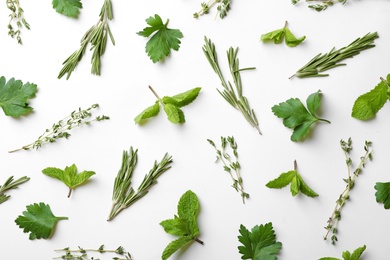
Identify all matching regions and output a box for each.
[374,182,390,209]
[350,245,366,260]
[319,245,366,260]
[296,174,319,197]
[161,236,193,260]
[260,28,285,44]
[265,171,295,189]
[134,101,160,124]
[284,27,306,47]
[160,217,188,236]
[52,0,83,18]
[290,175,300,196]
[306,90,322,116]
[162,87,202,107]
[164,103,185,124]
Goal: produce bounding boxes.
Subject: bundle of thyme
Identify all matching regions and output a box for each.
[290,32,378,79]
[292,0,348,12]
[107,147,173,221]
[58,0,115,79]
[324,138,373,245]
[0,176,30,204]
[193,0,231,19]
[54,245,132,260]
[6,0,30,44]
[9,104,109,152]
[202,37,261,134]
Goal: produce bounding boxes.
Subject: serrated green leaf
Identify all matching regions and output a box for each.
[52,0,83,18]
[296,174,319,197]
[306,90,322,116]
[319,245,366,260]
[0,76,37,118]
[349,245,366,260]
[351,80,388,120]
[162,87,201,107]
[290,175,300,196]
[164,103,185,124]
[290,120,316,141]
[161,236,193,260]
[254,242,283,260]
[265,171,295,189]
[318,258,340,260]
[178,190,199,235]
[374,182,390,209]
[15,202,68,240]
[260,28,285,44]
[238,224,254,259]
[134,101,160,124]
[160,216,189,236]
[284,27,306,47]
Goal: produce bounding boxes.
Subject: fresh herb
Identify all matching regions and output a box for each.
[107,147,173,221]
[6,0,30,44]
[137,14,183,63]
[15,202,68,240]
[0,176,30,205]
[58,0,115,79]
[207,136,249,203]
[54,245,132,260]
[290,32,378,79]
[324,138,373,245]
[0,76,37,118]
[134,86,201,124]
[351,75,390,120]
[266,160,318,197]
[9,104,109,153]
[52,0,83,18]
[319,245,366,260]
[42,164,95,198]
[202,37,261,134]
[193,0,231,19]
[292,0,348,12]
[271,90,330,142]
[260,21,305,47]
[374,182,390,209]
[160,190,203,260]
[238,222,282,260]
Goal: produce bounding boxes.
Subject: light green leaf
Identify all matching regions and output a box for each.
[162,87,201,107]
[134,101,160,124]
[374,182,390,209]
[160,216,189,236]
[265,171,295,189]
[163,103,185,124]
[161,236,193,260]
[290,175,300,196]
[318,258,340,260]
[260,28,285,44]
[178,190,199,235]
[296,174,319,197]
[284,27,306,47]
[52,0,82,18]
[349,245,366,260]
[319,245,366,260]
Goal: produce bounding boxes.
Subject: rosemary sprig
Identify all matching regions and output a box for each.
[207,136,249,203]
[107,147,173,221]
[54,245,132,260]
[193,0,231,19]
[324,138,373,245]
[6,0,30,44]
[290,32,378,79]
[292,0,348,12]
[58,0,115,80]
[9,104,109,153]
[0,176,30,204]
[202,36,261,134]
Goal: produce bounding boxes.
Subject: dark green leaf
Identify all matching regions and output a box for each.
[52,0,82,18]
[306,90,322,116]
[374,182,390,209]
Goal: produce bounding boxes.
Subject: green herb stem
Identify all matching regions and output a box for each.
[6,0,30,44]
[0,176,30,204]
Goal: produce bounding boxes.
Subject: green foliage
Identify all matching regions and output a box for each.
[15,202,68,240]
[160,190,203,260]
[7,0,30,44]
[374,182,390,209]
[134,86,201,124]
[319,245,366,260]
[0,76,37,118]
[137,14,183,63]
[261,21,305,47]
[271,90,330,142]
[292,0,348,12]
[0,176,30,205]
[352,75,390,120]
[52,0,83,18]
[193,0,231,19]
[54,245,132,259]
[42,164,95,198]
[266,160,318,197]
[238,222,282,260]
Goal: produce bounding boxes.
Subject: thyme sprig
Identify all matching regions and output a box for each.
[58,0,115,80]
[193,0,231,19]
[9,104,109,153]
[292,0,348,12]
[207,136,249,203]
[6,0,30,44]
[290,32,378,79]
[0,176,30,204]
[324,138,373,245]
[202,37,261,134]
[54,245,132,260]
[107,147,173,221]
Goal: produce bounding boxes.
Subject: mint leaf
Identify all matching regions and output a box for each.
[134,101,160,124]
[162,236,193,260]
[265,171,295,189]
[284,27,306,47]
[137,14,183,63]
[0,76,37,118]
[15,202,68,240]
[352,79,388,120]
[374,182,390,209]
[260,28,285,44]
[320,245,366,260]
[52,0,83,18]
[260,21,305,47]
[164,103,184,124]
[162,87,201,107]
[160,217,188,236]
[42,164,95,198]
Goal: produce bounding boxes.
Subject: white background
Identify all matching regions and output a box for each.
[1,0,390,259]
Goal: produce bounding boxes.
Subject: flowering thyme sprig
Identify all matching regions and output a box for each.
[292,0,348,12]
[54,245,132,260]
[6,0,30,44]
[193,0,231,19]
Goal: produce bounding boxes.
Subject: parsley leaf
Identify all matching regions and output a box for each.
[238,222,282,260]
[271,90,330,141]
[42,164,95,198]
[137,14,183,63]
[266,160,318,197]
[134,86,201,124]
[319,245,366,260]
[160,190,203,260]
[15,202,68,240]
[260,21,305,47]
[52,0,83,18]
[0,76,37,118]
[374,182,390,209]
[352,76,389,120]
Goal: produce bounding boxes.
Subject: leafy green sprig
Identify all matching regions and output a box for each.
[324,138,373,245]
[292,0,347,12]
[9,104,109,153]
[203,37,260,134]
[319,245,366,260]
[54,245,132,260]
[207,136,249,203]
[193,0,231,19]
[107,147,173,221]
[0,176,30,204]
[6,0,30,44]
[290,32,378,78]
[58,0,115,79]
